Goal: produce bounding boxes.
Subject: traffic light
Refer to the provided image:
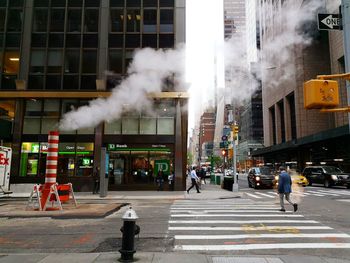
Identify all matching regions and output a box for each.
[221,149,227,156]
[304,79,339,109]
[228,148,233,159]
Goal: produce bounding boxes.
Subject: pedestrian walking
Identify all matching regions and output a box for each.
[278,166,298,212]
[187,167,201,194]
[92,166,100,194]
[168,171,174,191]
[200,167,207,185]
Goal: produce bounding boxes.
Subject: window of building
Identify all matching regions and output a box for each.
[159,34,173,48]
[31,33,47,47]
[67,9,82,32]
[0,9,5,31]
[68,0,82,7]
[110,9,124,32]
[63,75,79,90]
[159,0,174,7]
[65,50,80,73]
[160,9,173,32]
[46,75,61,90]
[125,34,140,48]
[83,33,98,47]
[109,50,123,73]
[28,75,44,90]
[33,9,48,32]
[142,34,157,48]
[143,0,157,7]
[140,117,157,134]
[110,0,125,7]
[47,50,63,73]
[278,100,285,143]
[50,9,65,32]
[66,34,81,47]
[30,50,45,73]
[122,116,139,134]
[3,50,20,74]
[126,9,141,32]
[126,0,141,7]
[82,50,97,73]
[105,119,122,134]
[23,99,42,134]
[81,75,96,90]
[84,9,99,32]
[7,9,23,32]
[143,9,157,33]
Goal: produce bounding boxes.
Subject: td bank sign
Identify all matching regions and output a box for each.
[154,160,170,175]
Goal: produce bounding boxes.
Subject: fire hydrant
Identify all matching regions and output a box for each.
[119,207,139,262]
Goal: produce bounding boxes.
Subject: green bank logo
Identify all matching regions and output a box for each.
[154,160,170,175]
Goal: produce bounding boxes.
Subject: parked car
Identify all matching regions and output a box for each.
[248,167,278,189]
[302,166,350,188]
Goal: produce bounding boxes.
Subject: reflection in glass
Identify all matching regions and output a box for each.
[122,117,139,134]
[105,119,122,134]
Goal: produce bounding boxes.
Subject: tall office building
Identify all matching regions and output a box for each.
[254,0,350,171]
[0,0,188,191]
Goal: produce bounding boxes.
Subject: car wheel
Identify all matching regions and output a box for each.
[324,179,331,188]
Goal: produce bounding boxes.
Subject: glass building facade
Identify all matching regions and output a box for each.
[0,0,187,191]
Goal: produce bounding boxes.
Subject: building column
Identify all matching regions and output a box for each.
[174,99,184,190]
[10,100,25,179]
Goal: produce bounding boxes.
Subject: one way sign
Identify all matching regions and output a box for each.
[318,14,341,31]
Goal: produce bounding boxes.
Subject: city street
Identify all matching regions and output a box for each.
[0,178,350,262]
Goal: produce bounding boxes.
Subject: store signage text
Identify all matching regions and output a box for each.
[0,153,9,165]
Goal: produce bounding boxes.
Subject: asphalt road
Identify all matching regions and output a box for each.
[0,177,349,260]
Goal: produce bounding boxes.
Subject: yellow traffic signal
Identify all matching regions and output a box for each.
[304,79,339,109]
[228,148,233,159]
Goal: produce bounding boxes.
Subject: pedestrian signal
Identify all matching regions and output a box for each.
[221,149,227,156]
[304,79,339,109]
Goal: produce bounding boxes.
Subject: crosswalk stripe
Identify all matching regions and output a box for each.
[171,210,294,213]
[313,190,340,196]
[174,243,350,251]
[169,226,332,231]
[171,207,280,210]
[337,199,350,202]
[245,192,262,199]
[169,220,318,224]
[171,214,304,217]
[305,190,325,196]
[174,233,350,239]
[254,192,276,198]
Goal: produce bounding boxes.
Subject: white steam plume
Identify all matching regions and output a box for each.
[59,46,185,131]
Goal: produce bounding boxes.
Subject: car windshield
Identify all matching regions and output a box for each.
[323,166,343,174]
[255,167,272,174]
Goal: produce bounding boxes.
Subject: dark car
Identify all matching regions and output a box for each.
[302,166,350,188]
[247,167,278,189]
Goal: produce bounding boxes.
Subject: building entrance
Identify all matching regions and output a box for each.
[107,145,174,190]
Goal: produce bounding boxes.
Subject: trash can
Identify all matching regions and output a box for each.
[215,175,221,185]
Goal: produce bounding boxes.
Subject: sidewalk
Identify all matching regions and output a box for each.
[0,252,348,263]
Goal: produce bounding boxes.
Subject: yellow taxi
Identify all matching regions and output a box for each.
[274,171,309,187]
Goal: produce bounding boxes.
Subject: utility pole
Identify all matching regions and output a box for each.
[342,0,350,131]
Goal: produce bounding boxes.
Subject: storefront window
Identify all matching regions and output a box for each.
[20,142,40,176]
[130,150,149,183]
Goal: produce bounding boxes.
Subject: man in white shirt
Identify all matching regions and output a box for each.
[187,167,201,193]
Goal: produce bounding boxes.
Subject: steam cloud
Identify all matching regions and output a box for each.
[59,46,185,131]
[221,0,325,106]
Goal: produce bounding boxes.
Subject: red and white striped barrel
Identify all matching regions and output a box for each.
[40,131,59,209]
[44,131,59,186]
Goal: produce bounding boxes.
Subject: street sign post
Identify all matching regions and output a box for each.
[317,14,341,30]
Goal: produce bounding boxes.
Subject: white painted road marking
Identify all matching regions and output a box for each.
[169,220,318,224]
[174,243,350,251]
[169,226,332,231]
[171,214,304,217]
[245,192,263,199]
[174,233,350,239]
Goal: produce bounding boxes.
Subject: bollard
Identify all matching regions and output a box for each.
[119,207,139,262]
